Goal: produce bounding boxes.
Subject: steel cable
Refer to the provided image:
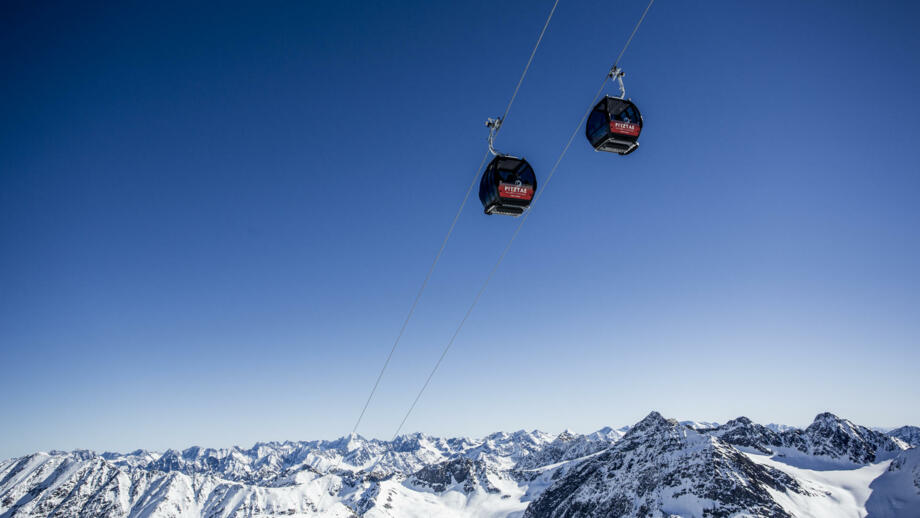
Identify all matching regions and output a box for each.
[389,0,656,440]
[333,0,565,471]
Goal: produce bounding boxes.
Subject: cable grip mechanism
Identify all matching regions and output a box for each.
[609,66,627,99]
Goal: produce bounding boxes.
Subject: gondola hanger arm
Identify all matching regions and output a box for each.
[486,117,503,156]
[609,66,627,99]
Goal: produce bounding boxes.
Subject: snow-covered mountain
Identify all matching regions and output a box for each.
[1,412,916,517]
[888,426,920,448]
[703,412,906,467]
[678,420,720,431]
[524,412,807,518]
[766,423,799,433]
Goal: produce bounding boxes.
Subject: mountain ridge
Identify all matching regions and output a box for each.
[1,411,916,517]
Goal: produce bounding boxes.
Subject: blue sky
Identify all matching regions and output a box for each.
[1,0,918,460]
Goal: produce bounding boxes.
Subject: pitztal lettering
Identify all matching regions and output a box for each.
[499,183,534,200]
[609,121,641,137]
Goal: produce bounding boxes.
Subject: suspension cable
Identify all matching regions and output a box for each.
[391,76,609,439]
[344,146,491,443]
[613,0,655,69]
[335,0,564,464]
[500,0,561,125]
[389,0,655,440]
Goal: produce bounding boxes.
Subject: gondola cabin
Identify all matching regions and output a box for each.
[478,155,537,216]
[585,96,643,155]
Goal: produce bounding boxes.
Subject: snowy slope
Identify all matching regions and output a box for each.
[0,413,915,517]
[745,451,892,517]
[865,447,920,517]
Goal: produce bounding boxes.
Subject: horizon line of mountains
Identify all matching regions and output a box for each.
[2,411,918,517]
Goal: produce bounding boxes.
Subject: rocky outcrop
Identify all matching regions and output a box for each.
[523,412,808,518]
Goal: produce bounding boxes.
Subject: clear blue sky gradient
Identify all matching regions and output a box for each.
[1,0,918,460]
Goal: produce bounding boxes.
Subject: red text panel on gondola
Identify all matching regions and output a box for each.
[499,183,534,200]
[610,121,640,137]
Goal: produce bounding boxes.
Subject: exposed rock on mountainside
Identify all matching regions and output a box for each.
[0,412,914,518]
[703,416,786,454]
[888,425,920,448]
[523,412,807,518]
[410,458,500,494]
[791,412,905,464]
[702,412,906,465]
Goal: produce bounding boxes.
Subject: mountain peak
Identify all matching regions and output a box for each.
[806,412,861,437]
[617,411,688,447]
[812,411,843,424]
[799,412,905,464]
[888,425,920,447]
[555,430,576,442]
[636,410,669,427]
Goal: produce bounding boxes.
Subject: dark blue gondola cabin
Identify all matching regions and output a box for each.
[585,96,643,155]
[479,155,537,216]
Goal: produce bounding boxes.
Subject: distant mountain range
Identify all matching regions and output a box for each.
[1,413,917,517]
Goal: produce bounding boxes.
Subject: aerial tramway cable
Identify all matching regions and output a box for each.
[613,0,655,69]
[337,0,563,456]
[390,0,656,440]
